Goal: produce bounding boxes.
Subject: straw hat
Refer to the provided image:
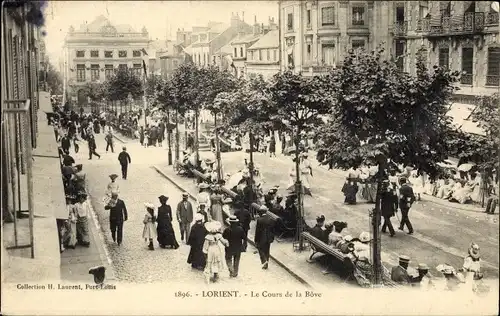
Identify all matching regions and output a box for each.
[417,263,429,271]
[194,213,204,222]
[144,202,155,209]
[359,232,371,243]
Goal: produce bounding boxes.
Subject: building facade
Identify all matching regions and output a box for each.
[246,29,281,79]
[63,15,150,106]
[159,29,192,79]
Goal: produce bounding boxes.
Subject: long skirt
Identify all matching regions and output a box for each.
[210,203,224,224]
[157,223,179,248]
[76,216,90,244]
[204,243,226,276]
[62,221,77,247]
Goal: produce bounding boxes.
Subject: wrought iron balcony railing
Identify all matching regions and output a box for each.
[485,75,499,87]
[416,12,497,35]
[392,21,408,36]
[460,74,473,85]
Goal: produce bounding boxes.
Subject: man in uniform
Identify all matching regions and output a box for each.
[398,177,416,234]
[391,255,421,285]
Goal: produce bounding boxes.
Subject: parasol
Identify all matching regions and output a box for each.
[227,172,247,189]
[457,163,475,172]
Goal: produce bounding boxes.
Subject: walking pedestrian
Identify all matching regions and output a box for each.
[203,221,228,284]
[74,192,91,247]
[73,135,80,154]
[104,192,128,246]
[254,205,276,270]
[142,203,157,251]
[233,200,251,252]
[398,177,416,234]
[60,133,71,155]
[381,181,398,237]
[209,185,224,224]
[139,126,145,146]
[187,213,207,270]
[156,195,179,249]
[269,134,276,157]
[176,192,194,242]
[105,130,114,153]
[223,215,246,278]
[87,135,101,160]
[117,147,131,180]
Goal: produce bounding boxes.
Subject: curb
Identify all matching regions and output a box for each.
[87,193,118,282]
[151,165,312,288]
[112,134,126,144]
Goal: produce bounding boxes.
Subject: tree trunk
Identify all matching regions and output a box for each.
[194,108,199,167]
[294,128,304,249]
[214,112,222,182]
[249,132,255,186]
[175,108,180,161]
[167,110,172,165]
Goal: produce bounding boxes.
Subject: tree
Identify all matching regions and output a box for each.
[315,47,460,285]
[146,74,163,98]
[106,67,143,113]
[44,62,63,95]
[268,71,332,249]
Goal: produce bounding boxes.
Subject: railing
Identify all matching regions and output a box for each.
[67,32,147,39]
[460,74,473,85]
[416,12,497,35]
[485,75,499,87]
[392,21,408,36]
[2,99,35,259]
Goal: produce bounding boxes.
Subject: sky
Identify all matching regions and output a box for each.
[43,0,278,66]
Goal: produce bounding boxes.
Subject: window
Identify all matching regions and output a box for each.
[273,50,277,61]
[119,64,127,70]
[464,1,475,13]
[90,64,100,81]
[250,51,255,60]
[133,64,142,77]
[76,64,85,82]
[267,49,270,61]
[461,47,473,84]
[396,6,405,22]
[306,44,312,60]
[104,51,113,58]
[234,47,238,57]
[76,50,85,58]
[118,50,127,58]
[287,13,293,30]
[133,50,141,57]
[352,6,365,26]
[240,47,243,57]
[306,9,311,27]
[105,64,114,79]
[438,47,449,68]
[322,7,335,26]
[352,39,365,50]
[486,47,500,86]
[321,44,335,66]
[395,41,405,71]
[90,50,99,58]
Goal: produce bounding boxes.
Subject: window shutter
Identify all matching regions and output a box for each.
[461,47,473,74]
[438,48,449,68]
[487,47,500,76]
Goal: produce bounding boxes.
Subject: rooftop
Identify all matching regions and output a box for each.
[76,15,139,33]
[231,33,262,45]
[248,30,279,50]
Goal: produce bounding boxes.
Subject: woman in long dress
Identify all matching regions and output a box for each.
[75,193,91,247]
[64,202,78,249]
[209,186,224,224]
[156,195,179,249]
[202,221,229,284]
[196,184,211,210]
[300,153,312,195]
[471,173,484,203]
[187,214,207,270]
[350,231,373,287]
[142,203,157,250]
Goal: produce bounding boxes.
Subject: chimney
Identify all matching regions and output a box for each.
[242,11,245,22]
[254,15,257,24]
[253,17,261,35]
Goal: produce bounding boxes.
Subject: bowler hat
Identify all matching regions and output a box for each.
[228,215,239,223]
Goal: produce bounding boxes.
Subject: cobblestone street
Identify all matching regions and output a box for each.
[79,134,303,287]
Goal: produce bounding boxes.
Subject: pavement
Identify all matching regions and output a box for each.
[77,132,304,288]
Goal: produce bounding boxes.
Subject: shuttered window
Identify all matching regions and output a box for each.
[438,47,449,68]
[76,64,85,82]
[322,7,335,26]
[287,13,293,30]
[395,41,405,71]
[486,47,500,86]
[461,47,473,84]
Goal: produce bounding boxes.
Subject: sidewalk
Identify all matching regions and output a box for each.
[152,165,357,290]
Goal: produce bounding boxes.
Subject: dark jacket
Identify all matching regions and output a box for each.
[176,200,194,223]
[157,204,173,225]
[399,184,416,210]
[222,224,246,254]
[88,137,97,150]
[104,199,128,223]
[62,154,75,166]
[61,136,71,149]
[391,265,412,285]
[118,151,131,165]
[309,224,324,241]
[254,214,276,246]
[234,207,251,231]
[381,190,398,217]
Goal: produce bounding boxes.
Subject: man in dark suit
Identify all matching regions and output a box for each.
[233,201,251,252]
[104,192,128,246]
[222,216,246,278]
[391,255,421,286]
[398,177,416,234]
[60,133,71,155]
[176,192,194,242]
[117,146,131,179]
[254,205,276,270]
[381,180,398,237]
[87,134,101,160]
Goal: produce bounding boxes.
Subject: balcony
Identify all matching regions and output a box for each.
[460,74,473,85]
[391,21,408,37]
[485,75,499,87]
[416,12,498,36]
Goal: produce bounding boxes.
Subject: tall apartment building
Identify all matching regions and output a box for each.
[63,15,150,106]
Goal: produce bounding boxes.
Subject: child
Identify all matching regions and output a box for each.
[142,203,157,250]
[202,221,228,284]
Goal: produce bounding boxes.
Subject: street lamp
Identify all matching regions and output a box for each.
[166,109,173,165]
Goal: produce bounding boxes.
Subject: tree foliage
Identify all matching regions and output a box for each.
[145,75,163,97]
[316,47,461,177]
[106,67,143,101]
[45,62,63,94]
[170,62,201,114]
[201,65,240,114]
[82,82,106,102]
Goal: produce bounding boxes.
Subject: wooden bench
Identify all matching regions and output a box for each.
[268,211,296,240]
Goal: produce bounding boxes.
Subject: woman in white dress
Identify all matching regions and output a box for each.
[471,173,484,203]
[203,221,228,284]
[409,171,424,201]
[196,184,212,210]
[300,153,312,195]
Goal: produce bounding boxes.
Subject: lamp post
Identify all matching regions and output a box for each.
[214,111,222,182]
[167,109,172,165]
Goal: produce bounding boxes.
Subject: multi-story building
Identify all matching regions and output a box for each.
[147,39,168,77]
[246,29,280,79]
[185,13,253,68]
[159,28,192,79]
[63,15,150,106]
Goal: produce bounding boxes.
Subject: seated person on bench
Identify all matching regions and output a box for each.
[328,221,348,247]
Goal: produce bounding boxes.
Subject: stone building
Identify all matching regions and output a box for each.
[246,29,281,79]
[159,28,192,79]
[63,15,150,106]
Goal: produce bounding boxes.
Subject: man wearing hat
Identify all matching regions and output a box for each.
[222,216,246,278]
[264,186,279,210]
[233,200,251,252]
[176,192,194,242]
[415,263,434,289]
[391,255,420,285]
[104,192,128,246]
[398,177,415,234]
[117,146,131,180]
[254,205,276,270]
